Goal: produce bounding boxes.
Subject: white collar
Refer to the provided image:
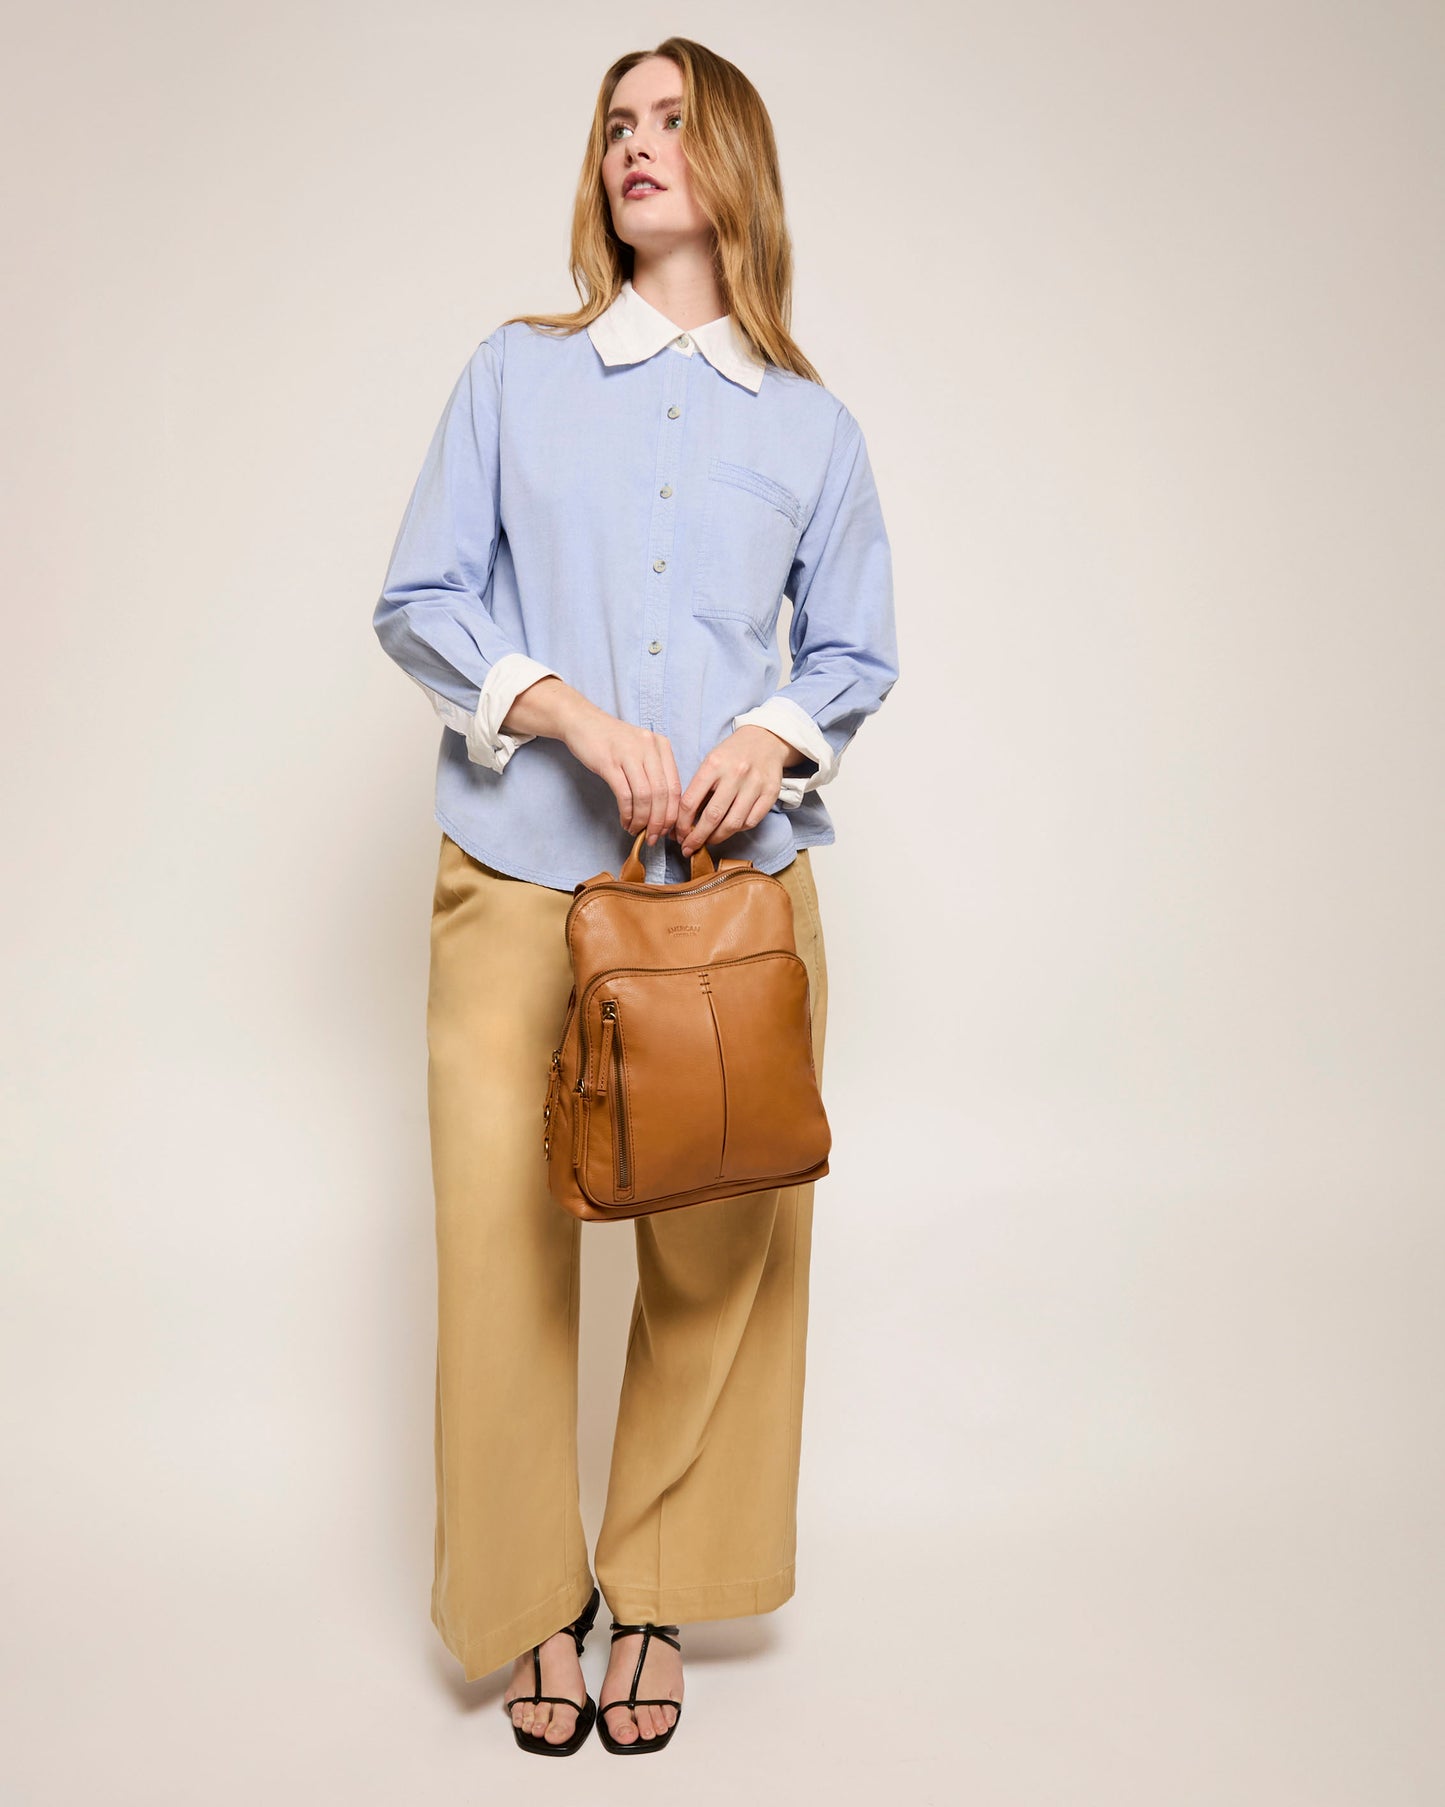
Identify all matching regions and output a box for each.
[586,279,766,394]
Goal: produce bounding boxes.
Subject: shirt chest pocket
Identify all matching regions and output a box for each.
[690,458,807,648]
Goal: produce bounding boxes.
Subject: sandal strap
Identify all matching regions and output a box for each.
[508,1586,601,1707]
[508,1691,589,1713]
[603,1619,683,1712]
[560,1585,601,1656]
[598,1697,682,1721]
[507,1645,588,1713]
[608,1618,681,1649]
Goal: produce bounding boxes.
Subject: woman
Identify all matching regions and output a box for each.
[374,36,898,1755]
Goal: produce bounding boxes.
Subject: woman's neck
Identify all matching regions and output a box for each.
[629,253,727,332]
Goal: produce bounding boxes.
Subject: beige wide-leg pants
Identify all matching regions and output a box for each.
[424,831,829,1682]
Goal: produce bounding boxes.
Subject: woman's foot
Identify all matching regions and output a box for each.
[503,1627,586,1746]
[599,1626,684,1744]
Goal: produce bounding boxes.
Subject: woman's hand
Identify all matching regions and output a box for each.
[561,703,686,846]
[675,725,792,857]
[511,680,797,855]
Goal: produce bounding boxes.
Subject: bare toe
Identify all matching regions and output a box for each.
[546,1704,578,1743]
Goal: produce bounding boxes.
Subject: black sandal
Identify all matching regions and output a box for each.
[596,1619,684,1754]
[502,1584,601,1756]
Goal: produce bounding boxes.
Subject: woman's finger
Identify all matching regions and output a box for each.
[614,754,651,833]
[680,780,736,855]
[654,738,685,841]
[643,736,678,845]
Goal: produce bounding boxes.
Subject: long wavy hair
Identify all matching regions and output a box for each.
[501,37,823,385]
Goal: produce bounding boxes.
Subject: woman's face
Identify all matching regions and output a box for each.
[601,57,711,254]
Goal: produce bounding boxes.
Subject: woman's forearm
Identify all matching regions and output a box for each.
[506,677,810,769]
[502,674,597,741]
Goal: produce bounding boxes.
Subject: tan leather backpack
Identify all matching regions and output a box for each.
[542,828,830,1221]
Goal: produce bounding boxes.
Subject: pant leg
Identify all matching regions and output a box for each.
[593,849,830,1624]
[425,832,595,1681]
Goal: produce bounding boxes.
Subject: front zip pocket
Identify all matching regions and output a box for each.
[575,955,827,1209]
[579,967,726,1206]
[594,1000,632,1194]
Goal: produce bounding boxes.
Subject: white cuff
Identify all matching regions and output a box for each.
[407,655,560,773]
[468,654,561,772]
[732,697,837,810]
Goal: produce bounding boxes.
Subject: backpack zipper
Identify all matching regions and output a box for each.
[594,1000,631,1192]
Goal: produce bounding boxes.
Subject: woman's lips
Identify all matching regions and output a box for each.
[624,182,666,199]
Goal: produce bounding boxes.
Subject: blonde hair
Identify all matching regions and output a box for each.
[501,37,823,385]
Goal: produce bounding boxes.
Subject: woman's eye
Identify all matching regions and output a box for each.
[609,113,682,141]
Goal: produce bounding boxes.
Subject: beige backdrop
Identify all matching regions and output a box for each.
[3,1,1442,1801]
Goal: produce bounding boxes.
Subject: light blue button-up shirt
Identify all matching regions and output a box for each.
[373,279,899,890]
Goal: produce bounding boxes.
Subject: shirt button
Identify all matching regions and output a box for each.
[659,484,673,498]
[667,405,680,419]
[648,639,662,653]
[677,333,690,348]
[652,558,666,572]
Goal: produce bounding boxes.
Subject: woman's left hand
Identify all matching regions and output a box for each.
[671,725,795,857]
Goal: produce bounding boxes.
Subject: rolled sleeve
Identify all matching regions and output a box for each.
[373,332,558,772]
[731,694,835,807]
[469,652,560,772]
[735,406,898,808]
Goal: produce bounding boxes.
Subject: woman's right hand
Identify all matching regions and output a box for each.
[501,677,684,846]
[562,704,684,847]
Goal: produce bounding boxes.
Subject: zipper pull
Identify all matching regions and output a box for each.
[596,1000,617,1098]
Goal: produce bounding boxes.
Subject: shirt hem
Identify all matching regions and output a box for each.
[434,804,833,891]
